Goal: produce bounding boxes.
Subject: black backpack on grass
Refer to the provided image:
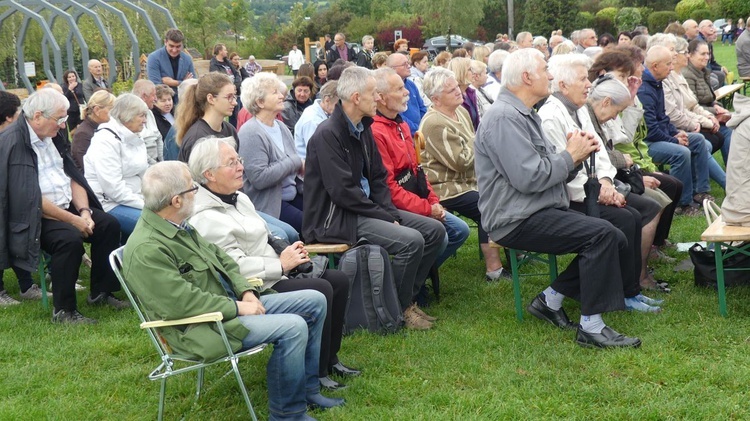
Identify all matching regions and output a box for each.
[339,242,403,334]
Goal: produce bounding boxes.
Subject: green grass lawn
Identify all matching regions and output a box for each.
[0,45,747,421]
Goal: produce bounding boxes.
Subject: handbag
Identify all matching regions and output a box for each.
[616,164,645,195]
[394,126,430,199]
[267,235,313,277]
[688,243,750,288]
[582,154,600,218]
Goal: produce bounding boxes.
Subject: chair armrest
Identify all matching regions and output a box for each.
[140,311,224,329]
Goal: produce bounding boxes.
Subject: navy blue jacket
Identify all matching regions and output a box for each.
[637,68,678,144]
[400,78,427,134]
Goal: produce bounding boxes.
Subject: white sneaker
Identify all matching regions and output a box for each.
[0,290,20,306]
[19,284,52,300]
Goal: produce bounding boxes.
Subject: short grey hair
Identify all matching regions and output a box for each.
[142,161,192,212]
[187,136,237,184]
[487,50,509,73]
[177,79,198,101]
[109,93,149,125]
[337,67,374,102]
[319,80,339,100]
[373,67,398,93]
[501,48,545,89]
[132,79,156,98]
[647,33,677,51]
[548,53,592,93]
[362,35,374,44]
[533,36,548,47]
[516,31,532,44]
[589,74,631,107]
[241,72,283,114]
[674,36,688,53]
[423,67,457,100]
[22,88,69,120]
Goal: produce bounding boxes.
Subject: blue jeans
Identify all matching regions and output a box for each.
[705,138,726,189]
[435,212,470,268]
[258,211,300,242]
[646,132,710,206]
[239,290,326,420]
[108,205,142,243]
[718,124,732,164]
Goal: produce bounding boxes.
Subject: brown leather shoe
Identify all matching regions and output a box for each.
[410,303,437,322]
[403,305,433,330]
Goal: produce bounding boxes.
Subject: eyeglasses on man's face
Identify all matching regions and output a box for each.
[175,182,199,197]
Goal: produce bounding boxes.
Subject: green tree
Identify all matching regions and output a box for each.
[410,0,486,38]
[594,7,618,35]
[616,7,642,32]
[720,0,750,21]
[178,0,222,58]
[335,0,375,16]
[675,0,708,21]
[647,11,678,34]
[224,0,253,49]
[523,0,579,37]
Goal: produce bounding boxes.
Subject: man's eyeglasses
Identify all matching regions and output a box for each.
[175,182,199,197]
[219,156,244,168]
[46,114,69,125]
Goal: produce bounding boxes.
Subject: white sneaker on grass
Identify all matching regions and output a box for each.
[19,284,52,300]
[0,290,21,306]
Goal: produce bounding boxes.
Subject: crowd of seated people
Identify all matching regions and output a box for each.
[3,20,745,419]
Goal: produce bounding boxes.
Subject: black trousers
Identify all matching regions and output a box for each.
[569,202,642,298]
[700,128,725,154]
[649,173,683,247]
[497,207,627,315]
[272,268,349,377]
[40,206,121,311]
[442,190,489,244]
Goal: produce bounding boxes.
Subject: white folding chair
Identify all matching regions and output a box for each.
[109,246,267,421]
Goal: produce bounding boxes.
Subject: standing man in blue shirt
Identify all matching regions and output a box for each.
[147,28,197,105]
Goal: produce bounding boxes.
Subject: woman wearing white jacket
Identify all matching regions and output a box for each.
[84,93,149,240]
[538,54,664,312]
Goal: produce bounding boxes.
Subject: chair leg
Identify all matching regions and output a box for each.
[158,377,167,421]
[231,357,258,421]
[547,254,558,282]
[509,249,523,321]
[195,367,204,402]
[429,265,440,301]
[38,256,49,310]
[327,253,336,269]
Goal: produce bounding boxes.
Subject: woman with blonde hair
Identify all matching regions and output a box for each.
[72,90,116,172]
[447,57,480,130]
[468,60,493,117]
[472,45,491,63]
[176,72,238,162]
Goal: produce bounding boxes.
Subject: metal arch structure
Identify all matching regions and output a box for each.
[101,0,161,50]
[134,0,177,47]
[0,1,63,92]
[0,0,177,92]
[45,0,116,81]
[30,1,91,83]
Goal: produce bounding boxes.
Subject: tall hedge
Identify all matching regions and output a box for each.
[595,7,618,36]
[719,0,750,20]
[675,0,708,21]
[689,8,713,22]
[616,7,642,32]
[648,11,678,34]
[523,0,579,36]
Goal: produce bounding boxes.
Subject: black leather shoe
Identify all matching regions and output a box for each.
[330,362,361,377]
[307,393,345,410]
[576,326,642,349]
[319,376,347,391]
[526,293,577,330]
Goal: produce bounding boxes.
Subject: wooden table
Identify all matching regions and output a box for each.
[714,83,744,109]
[700,218,750,316]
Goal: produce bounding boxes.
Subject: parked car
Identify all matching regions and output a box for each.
[422,35,471,59]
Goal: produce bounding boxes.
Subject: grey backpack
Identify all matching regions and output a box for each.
[339,243,404,334]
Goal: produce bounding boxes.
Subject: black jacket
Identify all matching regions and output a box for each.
[0,118,102,272]
[327,45,357,68]
[302,104,400,244]
[281,90,313,134]
[152,107,173,140]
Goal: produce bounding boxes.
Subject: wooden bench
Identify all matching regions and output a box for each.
[490,241,558,321]
[741,76,750,96]
[714,83,744,109]
[304,243,351,269]
[700,218,750,316]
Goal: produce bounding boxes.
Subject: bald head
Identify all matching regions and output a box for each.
[386,52,411,79]
[645,45,673,81]
[683,19,699,39]
[698,20,716,41]
[88,59,103,78]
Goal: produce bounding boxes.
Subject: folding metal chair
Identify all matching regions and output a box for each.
[109,246,267,421]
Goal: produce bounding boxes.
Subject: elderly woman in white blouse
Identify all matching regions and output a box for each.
[84,93,149,240]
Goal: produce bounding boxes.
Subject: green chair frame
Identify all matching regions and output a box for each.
[508,248,558,321]
[109,247,267,421]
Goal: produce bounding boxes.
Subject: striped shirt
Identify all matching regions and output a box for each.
[28,122,72,208]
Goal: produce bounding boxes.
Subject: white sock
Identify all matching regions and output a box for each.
[580,314,605,334]
[542,287,564,310]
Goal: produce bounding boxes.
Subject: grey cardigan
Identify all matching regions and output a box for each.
[237,117,303,218]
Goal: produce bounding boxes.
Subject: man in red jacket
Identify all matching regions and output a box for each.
[370,68,469,269]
